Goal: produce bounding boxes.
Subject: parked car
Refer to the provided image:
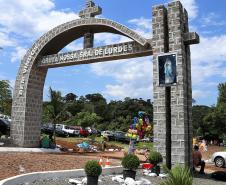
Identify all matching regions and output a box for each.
[140,137,153,142]
[86,127,92,134]
[114,131,130,143]
[56,124,79,136]
[41,124,69,137]
[85,127,101,136]
[41,123,53,135]
[91,129,101,136]
[55,128,70,137]
[0,118,10,135]
[0,114,11,122]
[79,127,89,137]
[211,152,226,167]
[101,130,114,141]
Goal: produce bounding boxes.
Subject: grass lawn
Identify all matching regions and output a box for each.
[136,142,153,151]
[56,136,89,143]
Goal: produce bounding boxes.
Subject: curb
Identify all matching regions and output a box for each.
[0,147,61,153]
[0,166,123,185]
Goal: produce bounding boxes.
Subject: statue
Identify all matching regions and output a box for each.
[164,58,174,84]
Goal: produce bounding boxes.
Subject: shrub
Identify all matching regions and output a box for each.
[160,165,193,185]
[148,151,163,165]
[85,160,102,177]
[121,154,140,170]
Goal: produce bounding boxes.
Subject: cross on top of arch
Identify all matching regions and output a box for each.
[79,0,102,18]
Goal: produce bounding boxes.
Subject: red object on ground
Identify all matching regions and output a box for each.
[142,163,154,169]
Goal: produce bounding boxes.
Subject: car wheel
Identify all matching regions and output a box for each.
[214,157,225,168]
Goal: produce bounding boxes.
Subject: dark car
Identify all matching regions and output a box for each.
[91,129,101,136]
[41,124,53,135]
[0,118,10,135]
[41,124,69,137]
[114,131,130,143]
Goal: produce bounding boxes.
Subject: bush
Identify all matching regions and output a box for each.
[148,151,163,165]
[85,160,102,177]
[160,165,193,185]
[121,154,140,170]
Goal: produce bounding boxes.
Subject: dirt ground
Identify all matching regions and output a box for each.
[0,152,122,180]
[200,145,226,173]
[0,141,225,181]
[0,139,126,180]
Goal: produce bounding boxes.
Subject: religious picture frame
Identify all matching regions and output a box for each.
[158,52,177,86]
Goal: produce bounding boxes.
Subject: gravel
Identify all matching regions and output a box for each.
[24,170,226,185]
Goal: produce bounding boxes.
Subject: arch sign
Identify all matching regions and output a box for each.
[11,0,199,167]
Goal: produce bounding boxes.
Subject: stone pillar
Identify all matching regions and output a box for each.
[152,1,193,167]
[167,1,192,166]
[184,8,193,167]
[152,5,169,163]
[11,56,47,147]
[84,32,94,49]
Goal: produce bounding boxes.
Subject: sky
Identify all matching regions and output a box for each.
[0,0,226,105]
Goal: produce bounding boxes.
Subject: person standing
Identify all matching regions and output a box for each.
[128,139,136,154]
[193,145,205,174]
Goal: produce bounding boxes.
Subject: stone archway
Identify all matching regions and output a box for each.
[11,3,151,148]
[11,0,199,167]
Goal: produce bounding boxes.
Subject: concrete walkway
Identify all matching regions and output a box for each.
[0,147,61,153]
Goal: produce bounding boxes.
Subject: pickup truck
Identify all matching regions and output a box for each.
[56,124,79,136]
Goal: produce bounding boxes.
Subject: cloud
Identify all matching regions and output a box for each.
[94,33,131,46]
[63,40,83,52]
[191,35,226,66]
[128,17,152,38]
[11,46,27,63]
[0,31,15,47]
[190,34,226,102]
[0,0,78,38]
[91,57,152,100]
[201,12,226,27]
[178,0,198,19]
[89,17,153,100]
[192,89,212,99]
[93,17,151,46]
[0,0,79,62]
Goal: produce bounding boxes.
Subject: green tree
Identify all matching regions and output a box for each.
[66,111,102,128]
[0,80,12,115]
[44,87,72,142]
[85,93,107,118]
[202,83,226,139]
[192,105,212,137]
[217,83,226,105]
[64,93,77,102]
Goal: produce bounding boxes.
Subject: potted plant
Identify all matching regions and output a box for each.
[148,151,163,175]
[121,154,140,180]
[160,165,193,185]
[85,160,102,185]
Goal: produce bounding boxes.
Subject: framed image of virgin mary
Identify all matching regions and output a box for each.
[158,53,177,86]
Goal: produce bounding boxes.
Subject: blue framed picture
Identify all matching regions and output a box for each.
[158,53,177,86]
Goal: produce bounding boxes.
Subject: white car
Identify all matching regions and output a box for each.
[211,152,226,167]
[101,130,113,137]
[56,124,79,136]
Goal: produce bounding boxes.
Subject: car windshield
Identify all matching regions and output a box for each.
[65,126,71,129]
[0,118,10,126]
[56,125,63,129]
